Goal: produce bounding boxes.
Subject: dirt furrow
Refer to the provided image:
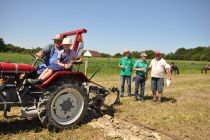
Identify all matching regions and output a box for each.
[88,115,172,140]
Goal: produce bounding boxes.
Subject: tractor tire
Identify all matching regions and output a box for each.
[38,83,88,130]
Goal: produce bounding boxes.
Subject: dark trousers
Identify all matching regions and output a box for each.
[120,76,131,96]
[134,75,146,97]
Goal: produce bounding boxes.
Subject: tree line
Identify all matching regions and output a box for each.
[1,37,210,61]
[165,47,210,61]
[0,38,41,53]
[113,47,210,61]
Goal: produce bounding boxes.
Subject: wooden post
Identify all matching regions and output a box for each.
[85,60,88,76]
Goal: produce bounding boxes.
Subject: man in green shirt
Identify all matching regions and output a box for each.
[133,52,149,101]
[119,48,135,97]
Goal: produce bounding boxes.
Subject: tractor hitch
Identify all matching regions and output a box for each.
[88,85,120,111]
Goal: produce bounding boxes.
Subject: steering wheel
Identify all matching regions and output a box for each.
[30,53,44,66]
[30,53,38,59]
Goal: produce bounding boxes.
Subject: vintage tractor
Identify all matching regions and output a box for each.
[0,29,119,130]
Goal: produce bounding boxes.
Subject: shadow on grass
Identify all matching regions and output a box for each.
[143,95,177,103]
[161,96,177,103]
[0,117,43,134]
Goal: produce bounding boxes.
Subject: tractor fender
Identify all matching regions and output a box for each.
[36,71,90,89]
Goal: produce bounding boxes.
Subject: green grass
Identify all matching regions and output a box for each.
[83,58,210,75]
[113,74,210,140]
[1,53,209,76]
[0,53,32,64]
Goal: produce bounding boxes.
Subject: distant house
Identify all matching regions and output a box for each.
[83,50,101,57]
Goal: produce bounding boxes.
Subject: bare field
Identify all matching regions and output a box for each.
[0,73,210,140]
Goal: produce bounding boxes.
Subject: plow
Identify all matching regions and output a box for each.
[0,28,120,130]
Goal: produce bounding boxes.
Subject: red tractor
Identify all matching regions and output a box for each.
[0,29,119,131]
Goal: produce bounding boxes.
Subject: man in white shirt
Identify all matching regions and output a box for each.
[148,51,172,102]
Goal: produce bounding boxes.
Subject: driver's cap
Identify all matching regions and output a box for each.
[53,34,63,41]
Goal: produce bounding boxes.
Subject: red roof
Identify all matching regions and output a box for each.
[85,50,101,57]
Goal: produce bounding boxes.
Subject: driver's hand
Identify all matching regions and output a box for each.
[36,51,44,58]
[64,64,71,69]
[77,35,83,42]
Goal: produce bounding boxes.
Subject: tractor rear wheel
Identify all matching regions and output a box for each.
[38,83,88,130]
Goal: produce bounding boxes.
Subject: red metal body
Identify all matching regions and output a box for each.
[36,71,90,89]
[59,28,87,52]
[0,62,36,74]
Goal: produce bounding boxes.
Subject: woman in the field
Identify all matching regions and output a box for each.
[28,38,77,85]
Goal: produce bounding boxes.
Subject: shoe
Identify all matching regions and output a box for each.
[139,97,144,101]
[120,95,124,98]
[158,97,162,103]
[158,94,162,103]
[134,96,139,101]
[27,78,43,85]
[153,96,157,102]
[128,93,133,97]
[136,95,141,100]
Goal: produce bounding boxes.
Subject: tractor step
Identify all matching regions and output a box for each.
[21,105,38,118]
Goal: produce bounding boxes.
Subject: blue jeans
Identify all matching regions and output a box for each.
[120,76,131,96]
[134,75,146,97]
[36,63,47,75]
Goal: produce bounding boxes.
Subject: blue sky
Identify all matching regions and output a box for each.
[0,0,210,54]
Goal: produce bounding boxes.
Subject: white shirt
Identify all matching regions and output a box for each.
[149,58,170,78]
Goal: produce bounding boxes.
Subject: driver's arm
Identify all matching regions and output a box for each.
[74,56,83,63]
[36,44,52,58]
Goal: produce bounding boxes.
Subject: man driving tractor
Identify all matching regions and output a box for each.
[28,33,84,85]
[28,38,77,85]
[35,34,64,74]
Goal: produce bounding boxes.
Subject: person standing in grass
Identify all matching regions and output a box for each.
[148,51,172,102]
[119,48,135,97]
[133,52,149,101]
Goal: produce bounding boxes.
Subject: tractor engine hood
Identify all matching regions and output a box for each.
[0,62,36,74]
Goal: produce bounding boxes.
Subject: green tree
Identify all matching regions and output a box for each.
[131,51,140,58]
[101,53,111,58]
[200,47,210,61]
[114,53,122,58]
[174,48,186,60]
[144,50,155,59]
[0,38,5,52]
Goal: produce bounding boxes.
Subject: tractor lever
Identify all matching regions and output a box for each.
[89,68,100,81]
